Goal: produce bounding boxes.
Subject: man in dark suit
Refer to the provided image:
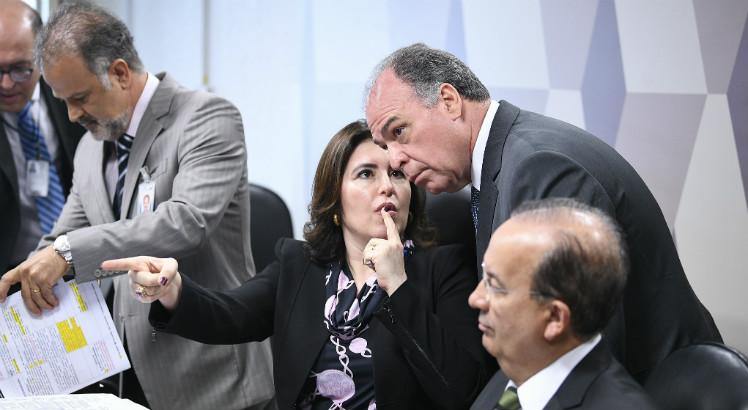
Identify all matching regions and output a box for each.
[0,0,84,273]
[468,198,658,409]
[364,43,721,380]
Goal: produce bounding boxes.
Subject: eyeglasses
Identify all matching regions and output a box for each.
[0,67,34,83]
[480,262,548,299]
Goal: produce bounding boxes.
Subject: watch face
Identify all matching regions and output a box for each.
[54,236,65,251]
[54,236,72,258]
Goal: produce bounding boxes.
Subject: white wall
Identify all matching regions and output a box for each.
[91,0,748,354]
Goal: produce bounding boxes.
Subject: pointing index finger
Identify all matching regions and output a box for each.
[101,257,150,273]
[381,208,401,244]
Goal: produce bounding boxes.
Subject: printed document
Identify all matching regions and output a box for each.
[0,393,148,410]
[0,280,130,397]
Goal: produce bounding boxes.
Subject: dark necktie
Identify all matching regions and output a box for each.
[494,386,520,410]
[17,102,65,234]
[470,186,480,233]
[113,134,134,218]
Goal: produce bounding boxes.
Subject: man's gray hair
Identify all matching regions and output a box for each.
[35,1,143,87]
[365,43,490,108]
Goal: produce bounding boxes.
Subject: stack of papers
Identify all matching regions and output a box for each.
[0,393,148,409]
[0,280,130,398]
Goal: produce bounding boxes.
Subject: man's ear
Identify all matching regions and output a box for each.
[543,300,571,342]
[109,59,131,89]
[439,82,462,120]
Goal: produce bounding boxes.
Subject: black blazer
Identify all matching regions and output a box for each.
[475,100,722,378]
[151,238,496,409]
[0,79,84,270]
[470,341,659,410]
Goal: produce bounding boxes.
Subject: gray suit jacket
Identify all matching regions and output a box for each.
[37,73,274,410]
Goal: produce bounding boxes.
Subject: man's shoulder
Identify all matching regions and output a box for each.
[490,101,598,154]
[159,74,236,112]
[470,370,508,410]
[571,350,658,409]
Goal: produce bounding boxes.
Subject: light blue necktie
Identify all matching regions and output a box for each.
[17,102,65,234]
[112,134,134,218]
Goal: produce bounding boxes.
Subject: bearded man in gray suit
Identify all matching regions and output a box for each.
[0,3,274,410]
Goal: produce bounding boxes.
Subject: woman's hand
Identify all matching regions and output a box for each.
[363,209,407,295]
[100,256,182,310]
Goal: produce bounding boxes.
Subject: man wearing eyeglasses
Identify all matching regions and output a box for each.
[469,198,657,410]
[0,0,84,274]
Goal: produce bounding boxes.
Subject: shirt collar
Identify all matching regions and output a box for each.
[31,82,40,104]
[471,100,499,191]
[509,334,602,410]
[125,72,160,137]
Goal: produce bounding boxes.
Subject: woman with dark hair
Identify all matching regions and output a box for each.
[103,120,495,409]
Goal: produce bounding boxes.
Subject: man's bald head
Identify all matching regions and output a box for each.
[0,0,43,113]
[509,198,628,339]
[0,0,42,38]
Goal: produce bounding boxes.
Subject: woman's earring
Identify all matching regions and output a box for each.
[333,214,340,226]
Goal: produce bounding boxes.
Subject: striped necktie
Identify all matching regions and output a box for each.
[17,102,65,234]
[112,134,134,218]
[494,386,520,410]
[470,186,480,233]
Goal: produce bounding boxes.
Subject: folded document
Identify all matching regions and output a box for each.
[0,280,130,397]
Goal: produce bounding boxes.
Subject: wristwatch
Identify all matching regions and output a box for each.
[53,235,74,267]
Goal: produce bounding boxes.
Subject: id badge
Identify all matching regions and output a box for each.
[26,160,49,197]
[137,181,155,214]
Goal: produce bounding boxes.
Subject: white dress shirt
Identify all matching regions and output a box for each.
[104,72,160,202]
[505,334,603,410]
[471,100,499,191]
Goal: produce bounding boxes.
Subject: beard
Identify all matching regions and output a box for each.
[79,110,131,141]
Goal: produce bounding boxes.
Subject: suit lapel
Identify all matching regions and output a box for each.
[278,259,328,406]
[40,79,83,195]
[119,73,175,219]
[40,80,76,162]
[87,140,116,223]
[471,370,510,410]
[475,101,520,271]
[0,124,19,202]
[545,341,611,410]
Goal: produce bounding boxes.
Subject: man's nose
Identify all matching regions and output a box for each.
[387,143,408,170]
[66,103,83,123]
[468,279,488,310]
[0,73,15,90]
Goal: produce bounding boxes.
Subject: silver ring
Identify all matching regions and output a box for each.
[31,288,41,294]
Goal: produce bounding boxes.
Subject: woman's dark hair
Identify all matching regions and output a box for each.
[303,120,435,263]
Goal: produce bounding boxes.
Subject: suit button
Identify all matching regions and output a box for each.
[94,268,102,278]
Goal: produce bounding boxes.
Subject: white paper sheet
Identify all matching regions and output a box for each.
[0,393,148,409]
[0,280,130,397]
